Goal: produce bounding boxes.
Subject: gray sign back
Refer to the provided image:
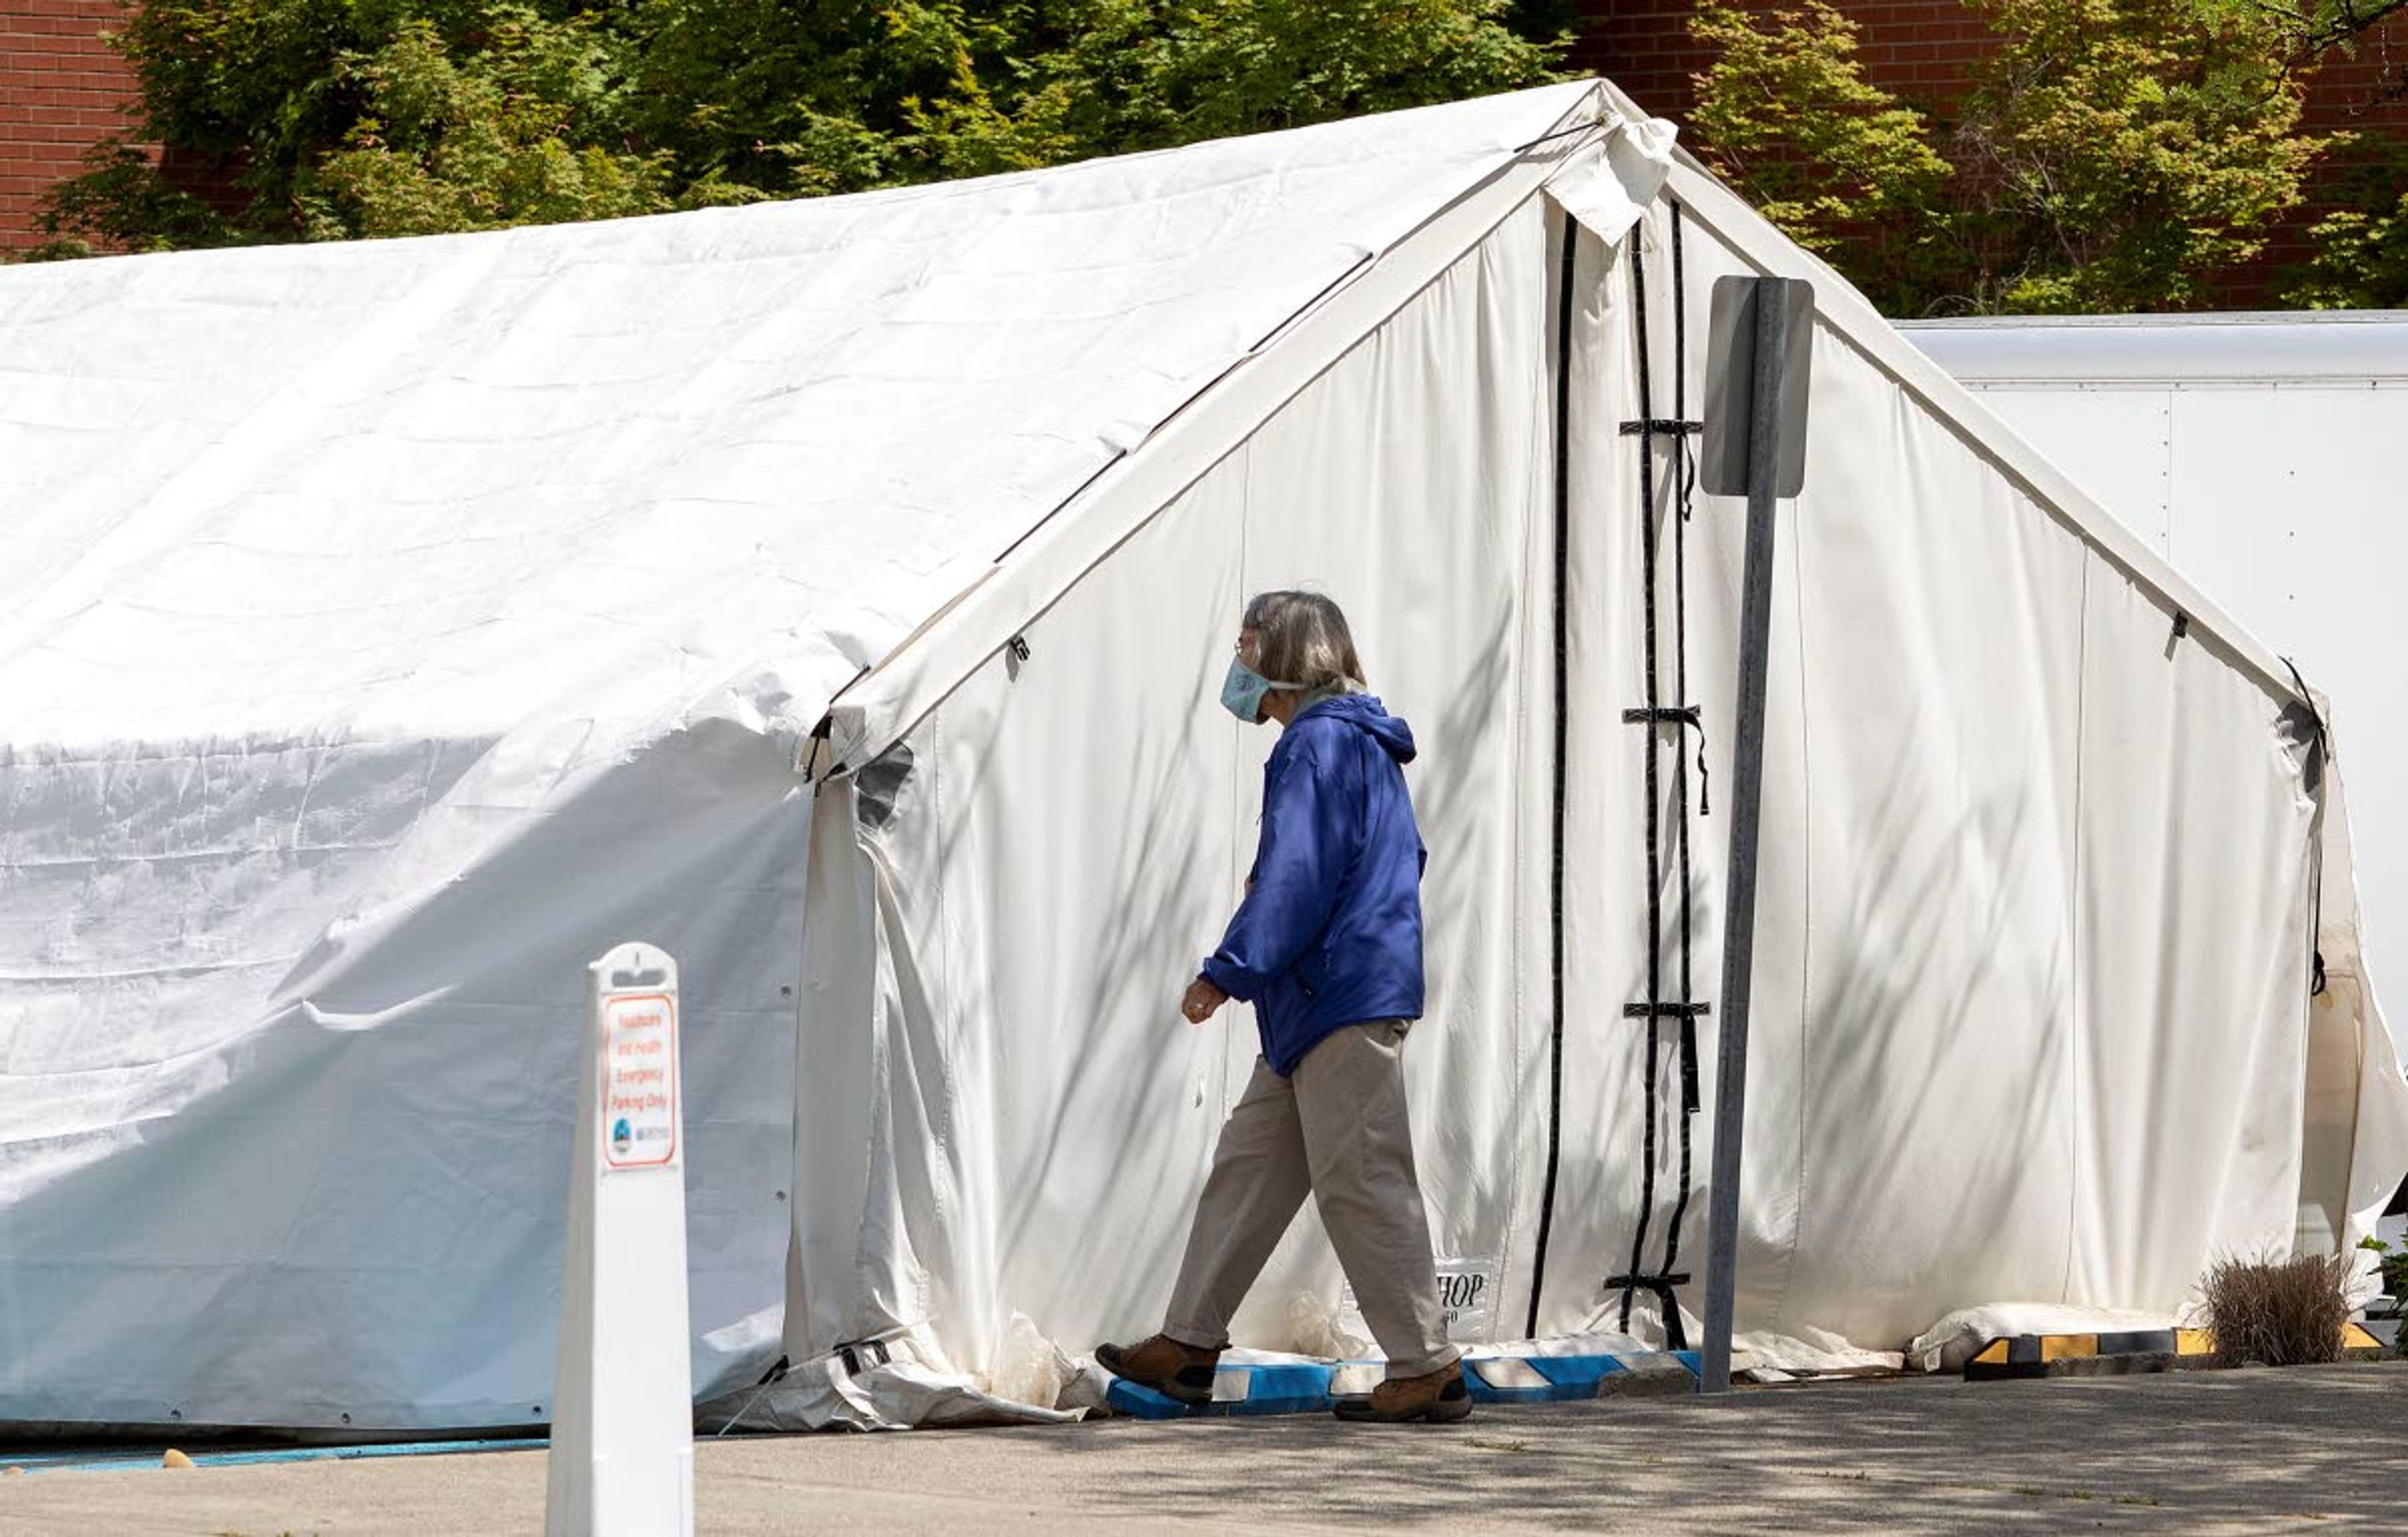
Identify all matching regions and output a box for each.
[1700,277,1816,499]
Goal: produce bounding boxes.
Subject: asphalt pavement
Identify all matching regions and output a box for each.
[3,1361,2402,1534]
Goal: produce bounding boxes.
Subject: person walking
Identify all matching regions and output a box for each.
[1097,591,1469,1425]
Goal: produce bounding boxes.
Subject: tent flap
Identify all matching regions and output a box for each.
[1545,112,1677,250]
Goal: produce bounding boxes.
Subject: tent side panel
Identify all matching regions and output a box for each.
[2306,717,2408,1256]
[890,462,1250,1371]
[1230,199,1557,1348]
[0,722,806,1429]
[1774,314,2089,1345]
[1551,200,2085,1355]
[2068,561,2320,1307]
[803,202,1558,1378]
[1607,195,2318,1351]
[786,778,904,1360]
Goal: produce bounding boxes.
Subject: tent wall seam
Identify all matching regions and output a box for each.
[1521,206,1581,1340]
[1494,212,1557,1338]
[1775,330,1815,1343]
[2060,551,2093,1306]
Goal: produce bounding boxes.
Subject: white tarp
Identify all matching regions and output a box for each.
[0,81,2400,1434]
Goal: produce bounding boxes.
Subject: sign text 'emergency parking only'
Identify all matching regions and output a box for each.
[602,992,677,1170]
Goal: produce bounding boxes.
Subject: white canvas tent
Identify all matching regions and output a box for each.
[1,80,2401,1434]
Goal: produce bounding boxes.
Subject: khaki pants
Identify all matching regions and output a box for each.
[1162,1020,1459,1379]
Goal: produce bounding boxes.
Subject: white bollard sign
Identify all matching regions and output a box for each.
[546,943,694,1537]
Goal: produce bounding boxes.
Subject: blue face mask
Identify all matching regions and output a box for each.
[1219,657,1299,724]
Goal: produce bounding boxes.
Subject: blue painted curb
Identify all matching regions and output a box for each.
[4,1437,543,1476]
[1104,1350,1701,1419]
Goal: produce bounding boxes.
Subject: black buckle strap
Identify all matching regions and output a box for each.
[1625,1007,1706,1116]
[837,1337,895,1375]
[1623,707,1710,815]
[1619,419,1704,437]
[1603,1274,1694,1352]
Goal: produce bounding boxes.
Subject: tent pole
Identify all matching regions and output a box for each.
[1699,278,1789,1396]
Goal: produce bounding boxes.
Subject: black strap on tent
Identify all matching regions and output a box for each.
[1619,226,1667,1337]
[1624,1002,1711,1020]
[2283,656,2331,1000]
[1611,202,1709,1349]
[1655,203,1706,1313]
[1523,209,1580,1341]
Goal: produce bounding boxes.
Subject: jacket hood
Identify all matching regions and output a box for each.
[1297,692,1417,764]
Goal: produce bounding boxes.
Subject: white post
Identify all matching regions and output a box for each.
[546,943,694,1537]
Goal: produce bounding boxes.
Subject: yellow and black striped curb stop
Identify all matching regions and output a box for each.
[1965,1324,2386,1380]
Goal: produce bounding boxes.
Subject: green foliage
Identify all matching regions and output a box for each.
[1687,1,1950,313]
[1689,0,2335,314]
[622,0,1566,193]
[2287,137,2408,307]
[616,0,1011,197]
[304,11,673,237]
[2199,0,2408,67]
[1953,0,2318,312]
[2360,1234,2408,1301]
[31,0,1562,256]
[27,142,234,259]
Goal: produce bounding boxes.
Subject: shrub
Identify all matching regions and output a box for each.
[2361,1237,2407,1302]
[2199,1252,2353,1367]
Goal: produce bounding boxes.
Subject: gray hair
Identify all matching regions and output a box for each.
[1242,591,1366,694]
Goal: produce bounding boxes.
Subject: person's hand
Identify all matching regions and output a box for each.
[1181,976,1229,1025]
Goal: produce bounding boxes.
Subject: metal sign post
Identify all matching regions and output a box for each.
[547,943,694,1536]
[1698,277,1813,1395]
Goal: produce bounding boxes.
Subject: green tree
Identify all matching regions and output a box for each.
[25,143,229,259]
[305,9,675,238]
[615,0,1025,198]
[1686,1,1951,314]
[1689,0,2328,314]
[30,0,1562,258]
[2246,0,2408,307]
[1952,0,2318,312]
[2286,138,2408,305]
[2205,0,2408,68]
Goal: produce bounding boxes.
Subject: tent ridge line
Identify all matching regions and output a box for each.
[980,236,1386,573]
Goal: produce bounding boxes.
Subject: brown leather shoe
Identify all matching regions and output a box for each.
[1331,1361,1473,1424]
[1095,1334,1220,1406]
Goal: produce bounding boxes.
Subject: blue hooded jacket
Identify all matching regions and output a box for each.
[1201,694,1427,1076]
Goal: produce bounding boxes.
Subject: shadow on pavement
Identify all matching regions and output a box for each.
[964,1365,2406,1533]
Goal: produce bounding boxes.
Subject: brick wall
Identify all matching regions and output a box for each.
[1576,1,1995,120]
[0,0,139,253]
[1577,0,2408,304]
